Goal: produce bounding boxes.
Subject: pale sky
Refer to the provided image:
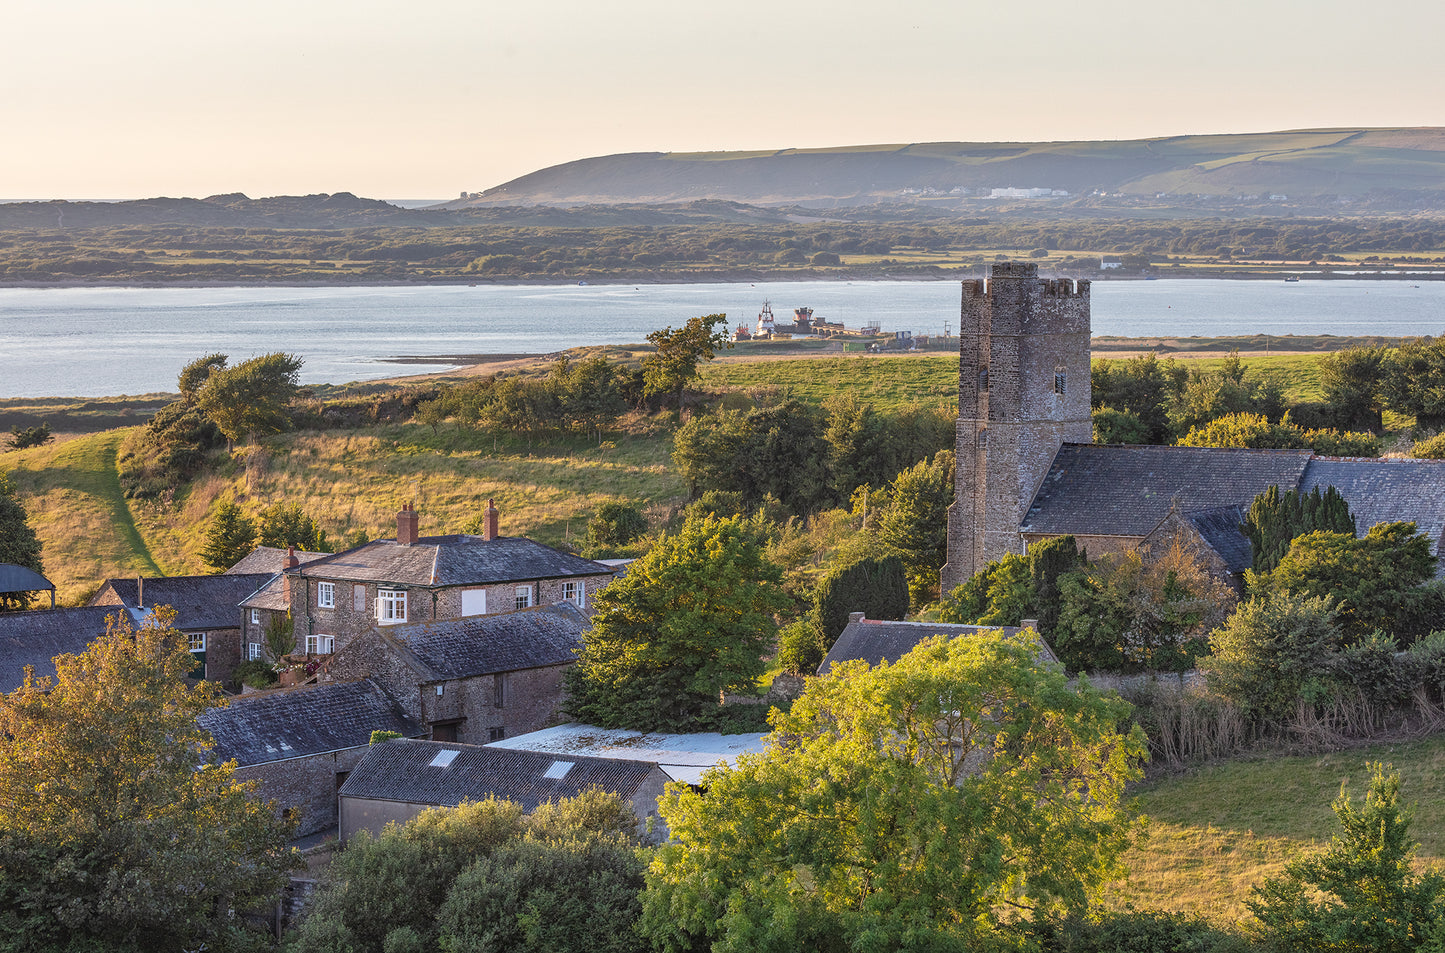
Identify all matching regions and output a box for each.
[4,0,1441,200]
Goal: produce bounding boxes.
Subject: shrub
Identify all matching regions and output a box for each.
[776,619,827,676]
[1411,432,1445,459]
[232,659,277,689]
[585,501,648,553]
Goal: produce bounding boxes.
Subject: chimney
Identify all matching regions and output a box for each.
[848,611,865,624]
[284,546,299,569]
[137,575,144,608]
[397,502,420,546]
[482,499,500,541]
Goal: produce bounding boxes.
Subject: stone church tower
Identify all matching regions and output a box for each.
[940,262,1092,590]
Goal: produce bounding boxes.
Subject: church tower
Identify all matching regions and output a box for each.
[940,262,1092,591]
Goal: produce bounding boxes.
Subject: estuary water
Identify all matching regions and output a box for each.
[0,279,1442,398]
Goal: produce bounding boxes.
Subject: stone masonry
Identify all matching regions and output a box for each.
[941,262,1092,590]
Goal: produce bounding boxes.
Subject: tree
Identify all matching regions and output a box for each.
[876,449,955,606]
[1249,765,1445,953]
[639,630,1147,952]
[258,501,330,552]
[7,421,51,450]
[585,500,648,555]
[177,351,229,404]
[1384,339,1445,430]
[0,610,298,951]
[199,500,257,572]
[809,553,910,649]
[1255,522,1436,637]
[1320,346,1388,432]
[551,355,627,443]
[641,313,730,409]
[565,513,789,730]
[0,471,43,611]
[196,351,303,444]
[1204,592,1347,722]
[1244,484,1357,575]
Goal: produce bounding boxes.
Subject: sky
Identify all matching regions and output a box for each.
[4,0,1442,201]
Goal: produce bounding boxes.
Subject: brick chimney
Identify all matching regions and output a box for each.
[397,502,420,546]
[284,546,299,569]
[482,499,500,541]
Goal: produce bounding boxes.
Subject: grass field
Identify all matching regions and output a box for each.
[1110,734,1445,925]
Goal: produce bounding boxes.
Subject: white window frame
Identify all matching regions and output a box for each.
[562,581,584,609]
[248,642,264,661]
[306,633,335,655]
[514,585,532,611]
[250,608,260,625]
[377,589,407,624]
[317,581,335,609]
[188,632,206,653]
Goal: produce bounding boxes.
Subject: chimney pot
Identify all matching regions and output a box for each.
[397,502,420,546]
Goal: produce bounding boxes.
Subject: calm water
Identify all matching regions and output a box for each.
[0,279,1442,398]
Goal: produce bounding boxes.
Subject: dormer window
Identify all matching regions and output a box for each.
[377,588,407,624]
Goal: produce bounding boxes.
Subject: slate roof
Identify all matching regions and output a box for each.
[200,678,425,767]
[0,605,143,692]
[1186,505,1253,574]
[819,619,1057,676]
[91,574,271,631]
[292,535,610,588]
[0,564,53,596]
[382,602,587,681]
[1023,444,1315,539]
[339,738,659,811]
[1301,457,1445,556]
[224,546,331,575]
[239,575,290,612]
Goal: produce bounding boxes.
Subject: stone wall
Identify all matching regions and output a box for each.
[943,263,1092,591]
[236,746,373,837]
[419,663,572,745]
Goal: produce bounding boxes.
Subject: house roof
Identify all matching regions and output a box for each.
[199,678,425,767]
[1023,444,1315,539]
[291,534,610,588]
[0,605,143,692]
[239,575,289,612]
[339,737,661,811]
[1301,457,1445,555]
[382,602,587,681]
[91,574,272,631]
[224,546,331,575]
[486,723,768,786]
[1185,504,1253,574]
[819,618,1057,676]
[0,564,53,596]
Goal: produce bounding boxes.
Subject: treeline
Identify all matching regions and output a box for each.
[2,216,1442,281]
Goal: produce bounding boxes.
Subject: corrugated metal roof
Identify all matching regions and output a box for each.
[339,737,659,811]
[486,723,767,779]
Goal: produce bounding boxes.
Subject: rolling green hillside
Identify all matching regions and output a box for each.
[459,128,1445,210]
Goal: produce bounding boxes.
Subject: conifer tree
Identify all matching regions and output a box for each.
[199,500,257,573]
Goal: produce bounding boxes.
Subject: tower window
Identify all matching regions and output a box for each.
[1054,371,1066,395]
[978,366,989,391]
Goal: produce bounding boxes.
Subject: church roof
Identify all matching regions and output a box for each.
[1185,505,1253,574]
[1022,444,1315,539]
[1301,457,1445,556]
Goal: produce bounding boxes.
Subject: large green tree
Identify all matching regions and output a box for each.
[0,471,43,611]
[876,448,955,606]
[0,610,298,951]
[1320,345,1389,432]
[641,313,729,409]
[199,499,257,572]
[1384,339,1445,430]
[196,351,304,444]
[565,513,789,730]
[639,630,1147,952]
[1249,764,1445,953]
[258,501,330,552]
[1244,484,1357,575]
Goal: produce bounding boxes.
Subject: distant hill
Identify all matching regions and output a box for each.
[451,129,1445,212]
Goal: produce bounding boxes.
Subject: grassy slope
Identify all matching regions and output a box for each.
[1,431,160,603]
[1111,735,1445,925]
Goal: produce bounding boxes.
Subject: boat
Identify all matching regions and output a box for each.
[1284,276,1300,283]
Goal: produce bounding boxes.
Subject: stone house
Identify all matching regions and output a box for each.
[199,677,426,837]
[90,573,277,685]
[240,501,614,664]
[338,737,671,842]
[322,601,589,745]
